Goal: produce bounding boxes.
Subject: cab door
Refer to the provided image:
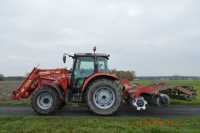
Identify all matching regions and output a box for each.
[72,57,95,91]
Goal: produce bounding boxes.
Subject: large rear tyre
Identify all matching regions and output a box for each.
[86,79,122,116]
[31,87,60,115]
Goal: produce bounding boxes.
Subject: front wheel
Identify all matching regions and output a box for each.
[86,79,122,116]
[31,87,60,115]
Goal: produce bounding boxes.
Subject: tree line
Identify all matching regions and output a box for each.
[0,74,24,81]
[111,70,135,81]
[0,74,4,81]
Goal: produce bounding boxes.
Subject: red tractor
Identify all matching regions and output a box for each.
[12,49,184,115]
[12,50,123,115]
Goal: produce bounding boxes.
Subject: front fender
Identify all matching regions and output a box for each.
[37,79,66,101]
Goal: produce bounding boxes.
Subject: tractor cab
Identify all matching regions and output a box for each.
[63,52,110,92]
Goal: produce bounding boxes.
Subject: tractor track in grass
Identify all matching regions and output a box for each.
[0,105,200,118]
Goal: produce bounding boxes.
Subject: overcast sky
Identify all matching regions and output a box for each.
[0,0,200,76]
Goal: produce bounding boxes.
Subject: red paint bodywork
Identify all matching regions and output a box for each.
[12,68,70,100]
[81,73,118,92]
[12,68,119,100]
[12,68,166,102]
[120,79,166,98]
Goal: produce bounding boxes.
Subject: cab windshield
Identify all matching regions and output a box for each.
[72,56,109,89]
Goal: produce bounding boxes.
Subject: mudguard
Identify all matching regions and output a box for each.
[81,73,119,92]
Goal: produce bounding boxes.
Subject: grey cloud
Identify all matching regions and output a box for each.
[0,0,200,76]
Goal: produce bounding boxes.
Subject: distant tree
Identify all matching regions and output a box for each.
[6,76,24,81]
[111,69,135,81]
[0,74,4,81]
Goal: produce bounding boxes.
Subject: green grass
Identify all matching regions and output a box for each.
[136,80,200,105]
[1,80,200,133]
[0,116,199,133]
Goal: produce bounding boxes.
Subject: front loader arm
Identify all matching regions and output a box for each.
[12,68,69,100]
[11,68,40,100]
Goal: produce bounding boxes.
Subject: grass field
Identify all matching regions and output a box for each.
[0,116,200,133]
[0,80,200,133]
[0,80,30,106]
[0,80,200,106]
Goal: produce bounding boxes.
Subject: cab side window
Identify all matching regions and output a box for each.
[97,57,108,72]
[74,57,94,79]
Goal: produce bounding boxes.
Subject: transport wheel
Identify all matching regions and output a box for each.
[155,94,170,106]
[159,94,170,106]
[86,79,122,115]
[150,95,162,106]
[31,87,60,115]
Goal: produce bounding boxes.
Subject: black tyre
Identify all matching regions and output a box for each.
[86,79,122,115]
[31,87,60,115]
[160,94,170,106]
[155,94,170,107]
[148,95,159,106]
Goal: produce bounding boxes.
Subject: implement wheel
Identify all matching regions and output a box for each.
[156,94,170,106]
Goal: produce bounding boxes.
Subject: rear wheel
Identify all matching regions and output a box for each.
[31,87,60,115]
[86,79,122,115]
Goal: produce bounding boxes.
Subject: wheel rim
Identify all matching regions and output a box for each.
[36,92,53,110]
[93,87,115,109]
[136,99,145,107]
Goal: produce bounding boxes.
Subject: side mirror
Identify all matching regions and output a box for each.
[63,53,74,64]
[63,55,66,63]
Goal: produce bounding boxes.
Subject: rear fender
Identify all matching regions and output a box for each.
[81,73,119,93]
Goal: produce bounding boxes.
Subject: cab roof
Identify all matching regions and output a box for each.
[74,53,110,59]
